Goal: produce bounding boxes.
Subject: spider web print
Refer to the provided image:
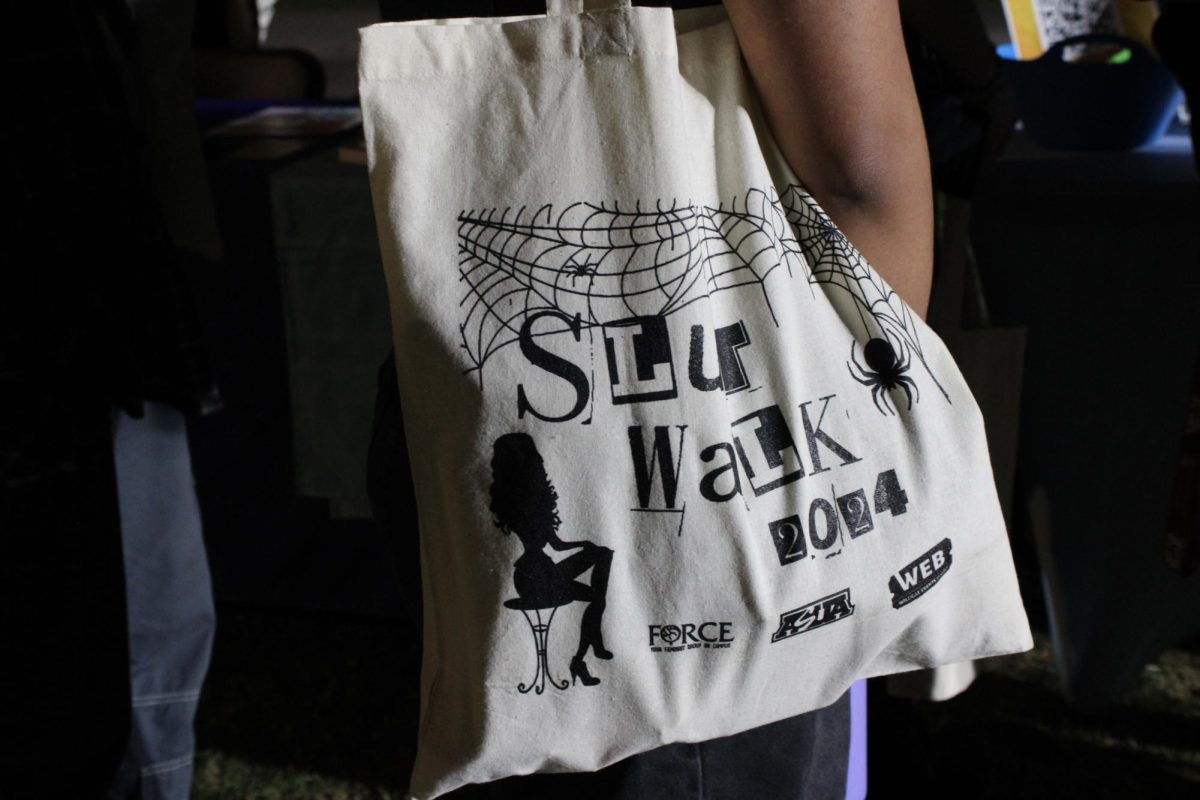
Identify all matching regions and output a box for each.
[457,188,800,368]
[457,184,947,403]
[780,185,950,403]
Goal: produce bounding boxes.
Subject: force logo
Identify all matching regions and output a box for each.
[771,588,855,643]
[648,621,734,652]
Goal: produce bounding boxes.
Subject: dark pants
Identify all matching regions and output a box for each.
[367,352,850,800]
[467,694,851,800]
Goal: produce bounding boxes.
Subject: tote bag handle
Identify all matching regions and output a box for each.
[546,0,633,15]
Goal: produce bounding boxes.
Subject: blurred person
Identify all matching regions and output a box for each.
[0,2,220,797]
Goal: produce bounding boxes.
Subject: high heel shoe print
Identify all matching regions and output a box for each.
[569,656,600,686]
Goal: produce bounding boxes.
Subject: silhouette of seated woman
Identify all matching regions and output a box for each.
[490,432,613,687]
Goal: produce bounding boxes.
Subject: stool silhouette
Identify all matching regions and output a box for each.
[503,596,572,694]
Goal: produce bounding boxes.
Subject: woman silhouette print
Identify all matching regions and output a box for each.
[490,432,614,687]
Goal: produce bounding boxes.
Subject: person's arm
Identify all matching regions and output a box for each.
[547,529,594,551]
[723,0,934,319]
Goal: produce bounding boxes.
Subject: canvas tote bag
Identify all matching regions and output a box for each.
[359,2,1033,797]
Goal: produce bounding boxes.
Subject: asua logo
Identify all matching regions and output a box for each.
[771,588,854,643]
[648,621,734,652]
[889,538,953,609]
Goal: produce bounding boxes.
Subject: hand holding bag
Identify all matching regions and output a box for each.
[358,2,1033,797]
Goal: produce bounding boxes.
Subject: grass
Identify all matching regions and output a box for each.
[194,751,402,800]
[871,638,1200,798]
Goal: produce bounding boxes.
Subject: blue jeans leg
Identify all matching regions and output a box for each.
[108,402,217,800]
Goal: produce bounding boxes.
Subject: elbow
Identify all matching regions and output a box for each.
[797,137,932,225]
[798,143,908,213]
[783,99,933,218]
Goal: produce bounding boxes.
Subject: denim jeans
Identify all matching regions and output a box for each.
[107,402,217,800]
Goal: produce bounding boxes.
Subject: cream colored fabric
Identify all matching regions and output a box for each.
[359,3,1033,798]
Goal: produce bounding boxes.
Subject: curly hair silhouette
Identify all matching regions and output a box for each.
[490,433,614,686]
[490,432,561,544]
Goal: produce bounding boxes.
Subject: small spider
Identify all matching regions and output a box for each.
[562,258,598,282]
[847,334,919,415]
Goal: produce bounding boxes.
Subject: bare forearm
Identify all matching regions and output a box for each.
[723,0,934,318]
[547,531,591,551]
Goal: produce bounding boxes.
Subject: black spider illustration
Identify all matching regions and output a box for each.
[847,334,919,415]
[561,258,598,283]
